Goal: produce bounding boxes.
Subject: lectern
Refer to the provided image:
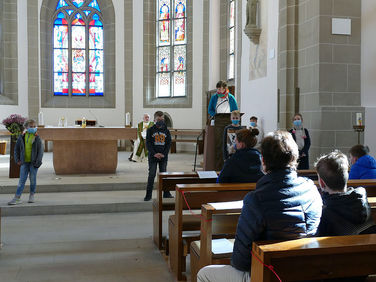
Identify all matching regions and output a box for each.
[203,113,232,171]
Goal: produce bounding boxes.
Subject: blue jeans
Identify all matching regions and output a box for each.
[146,157,168,196]
[16,163,38,197]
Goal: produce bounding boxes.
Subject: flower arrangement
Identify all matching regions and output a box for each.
[2,114,27,137]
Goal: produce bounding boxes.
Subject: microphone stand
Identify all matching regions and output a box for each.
[193,129,205,171]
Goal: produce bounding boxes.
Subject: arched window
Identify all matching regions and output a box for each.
[53,0,103,96]
[228,0,235,80]
[156,0,187,98]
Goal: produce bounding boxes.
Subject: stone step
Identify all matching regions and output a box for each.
[0,190,157,216]
[0,182,147,194]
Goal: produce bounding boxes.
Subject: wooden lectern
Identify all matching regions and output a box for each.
[203,113,232,171]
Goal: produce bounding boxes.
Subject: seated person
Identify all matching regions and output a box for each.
[349,144,376,180]
[197,131,323,282]
[208,80,238,117]
[315,150,375,236]
[249,116,264,149]
[223,110,245,161]
[218,128,264,183]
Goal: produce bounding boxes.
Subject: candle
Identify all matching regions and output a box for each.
[356,113,362,126]
[38,112,44,126]
[125,112,130,126]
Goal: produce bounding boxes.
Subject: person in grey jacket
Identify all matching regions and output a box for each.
[8,119,43,205]
[197,131,322,282]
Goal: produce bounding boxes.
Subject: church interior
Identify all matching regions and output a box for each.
[1,0,376,281]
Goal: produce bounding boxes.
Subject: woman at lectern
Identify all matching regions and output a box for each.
[208,80,238,117]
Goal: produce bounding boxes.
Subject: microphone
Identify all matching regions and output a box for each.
[89,110,104,127]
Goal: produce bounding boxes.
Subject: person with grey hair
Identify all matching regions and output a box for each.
[8,119,44,205]
[130,113,154,162]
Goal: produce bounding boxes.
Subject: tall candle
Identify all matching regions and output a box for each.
[38,112,44,126]
[356,113,363,126]
[125,112,131,126]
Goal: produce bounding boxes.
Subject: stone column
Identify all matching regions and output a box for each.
[278,0,363,166]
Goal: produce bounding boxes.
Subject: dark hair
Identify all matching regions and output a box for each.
[349,144,370,159]
[260,131,299,171]
[154,111,164,119]
[216,80,227,89]
[315,150,348,192]
[236,128,259,149]
[293,113,303,121]
[250,116,258,121]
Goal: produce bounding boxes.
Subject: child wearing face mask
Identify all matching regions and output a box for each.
[223,110,245,161]
[8,119,44,205]
[249,116,264,150]
[144,111,172,201]
[289,113,311,169]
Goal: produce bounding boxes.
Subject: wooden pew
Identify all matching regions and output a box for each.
[190,198,376,282]
[153,172,218,250]
[153,170,319,250]
[169,183,257,281]
[250,234,376,282]
[169,129,204,154]
[314,179,376,197]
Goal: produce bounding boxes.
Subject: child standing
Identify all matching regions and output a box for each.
[144,111,172,201]
[223,110,245,161]
[8,119,44,205]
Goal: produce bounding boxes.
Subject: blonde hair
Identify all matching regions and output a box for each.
[231,110,241,118]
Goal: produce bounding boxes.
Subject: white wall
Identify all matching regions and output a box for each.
[37,0,125,127]
[361,0,376,154]
[0,0,29,128]
[240,0,278,134]
[132,0,204,129]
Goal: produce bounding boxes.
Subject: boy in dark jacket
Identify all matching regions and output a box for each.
[8,119,43,205]
[197,131,322,282]
[349,144,376,180]
[144,111,172,201]
[315,150,374,236]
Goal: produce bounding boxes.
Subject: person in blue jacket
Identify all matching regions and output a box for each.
[218,128,264,183]
[208,80,238,117]
[197,131,322,282]
[349,144,376,180]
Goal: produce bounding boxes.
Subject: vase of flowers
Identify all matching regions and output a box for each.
[2,114,27,178]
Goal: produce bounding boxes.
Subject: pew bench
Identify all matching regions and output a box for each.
[169,129,204,154]
[153,172,218,250]
[169,183,257,281]
[251,234,376,282]
[190,198,376,282]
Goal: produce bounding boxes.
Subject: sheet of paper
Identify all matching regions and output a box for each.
[208,201,243,210]
[197,171,218,179]
[212,238,234,254]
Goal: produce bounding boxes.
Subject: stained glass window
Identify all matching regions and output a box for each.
[156,0,187,97]
[53,0,104,96]
[228,0,235,80]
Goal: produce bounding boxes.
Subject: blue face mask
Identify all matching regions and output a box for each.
[250,122,256,127]
[293,120,302,127]
[232,120,240,125]
[27,128,37,134]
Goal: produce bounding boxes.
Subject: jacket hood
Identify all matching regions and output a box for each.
[322,187,369,225]
[355,155,376,170]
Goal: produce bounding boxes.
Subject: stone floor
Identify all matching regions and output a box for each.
[0,151,201,281]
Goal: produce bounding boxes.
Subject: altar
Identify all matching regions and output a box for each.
[37,127,137,175]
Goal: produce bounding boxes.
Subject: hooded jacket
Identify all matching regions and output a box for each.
[146,123,171,160]
[217,148,264,183]
[14,133,44,168]
[231,169,322,272]
[317,187,374,236]
[349,155,376,180]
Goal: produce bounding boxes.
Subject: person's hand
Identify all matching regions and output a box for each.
[17,161,21,166]
[159,154,165,158]
[301,153,306,157]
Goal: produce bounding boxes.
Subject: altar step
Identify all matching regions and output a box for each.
[0,190,155,216]
[0,182,146,194]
